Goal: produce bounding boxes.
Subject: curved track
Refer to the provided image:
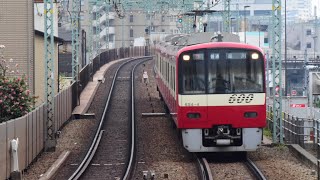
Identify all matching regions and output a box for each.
[196,153,266,180]
[244,157,266,180]
[68,57,151,180]
[195,154,213,180]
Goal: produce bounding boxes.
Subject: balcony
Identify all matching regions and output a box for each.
[101,42,115,49]
[100,27,107,39]
[100,13,107,24]
[92,5,98,12]
[109,27,115,34]
[99,27,115,39]
[109,12,116,19]
[92,20,99,27]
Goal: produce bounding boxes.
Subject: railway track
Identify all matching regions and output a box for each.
[68,57,151,180]
[196,153,266,180]
[244,157,266,180]
[195,154,213,180]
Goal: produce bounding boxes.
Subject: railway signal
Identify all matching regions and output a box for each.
[178,15,183,23]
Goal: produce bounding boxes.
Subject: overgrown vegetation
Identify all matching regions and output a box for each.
[0,45,36,123]
[263,127,272,138]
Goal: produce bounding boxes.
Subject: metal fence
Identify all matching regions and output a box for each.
[0,87,72,179]
[314,120,320,179]
[76,46,147,110]
[0,46,147,179]
[268,105,320,178]
[267,105,314,148]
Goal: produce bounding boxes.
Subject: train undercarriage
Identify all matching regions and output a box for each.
[181,127,263,152]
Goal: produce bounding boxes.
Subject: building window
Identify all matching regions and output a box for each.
[162,29,165,32]
[239,10,250,16]
[130,15,133,22]
[307,43,312,48]
[264,38,268,44]
[130,29,133,37]
[170,16,173,22]
[254,10,272,16]
[161,16,165,22]
[306,29,312,35]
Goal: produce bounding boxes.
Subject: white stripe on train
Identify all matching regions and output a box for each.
[178,93,265,106]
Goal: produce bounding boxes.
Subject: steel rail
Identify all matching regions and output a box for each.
[123,58,152,180]
[245,157,267,180]
[195,154,213,180]
[68,56,151,180]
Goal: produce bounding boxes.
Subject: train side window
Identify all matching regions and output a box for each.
[161,58,164,76]
[171,66,173,90]
[165,61,168,82]
[163,61,167,82]
[159,57,161,72]
[173,67,176,92]
[168,62,170,84]
[170,65,173,89]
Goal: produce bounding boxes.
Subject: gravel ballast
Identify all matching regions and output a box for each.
[133,59,199,179]
[21,58,319,180]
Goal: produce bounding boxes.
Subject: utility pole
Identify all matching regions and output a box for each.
[271,0,283,144]
[284,0,288,96]
[258,20,261,47]
[223,0,231,33]
[236,3,239,34]
[44,0,56,151]
[314,7,318,60]
[244,5,250,44]
[88,2,94,61]
[71,0,80,83]
[105,1,110,50]
[95,0,101,57]
[71,0,81,107]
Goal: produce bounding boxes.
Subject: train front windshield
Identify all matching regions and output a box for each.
[179,49,264,94]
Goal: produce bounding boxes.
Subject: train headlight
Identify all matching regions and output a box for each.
[251,53,259,60]
[183,55,190,61]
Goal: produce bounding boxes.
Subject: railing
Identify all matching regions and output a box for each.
[267,105,314,148]
[0,46,148,179]
[314,120,320,179]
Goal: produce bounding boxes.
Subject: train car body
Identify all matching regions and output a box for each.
[154,32,266,152]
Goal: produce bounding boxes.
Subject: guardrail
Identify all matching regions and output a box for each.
[0,46,148,179]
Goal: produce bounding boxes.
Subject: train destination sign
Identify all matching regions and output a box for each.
[290,104,306,108]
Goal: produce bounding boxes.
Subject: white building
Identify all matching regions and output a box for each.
[286,0,313,22]
[34,3,59,36]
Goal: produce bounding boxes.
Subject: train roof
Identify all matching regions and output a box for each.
[177,42,264,57]
[156,32,264,58]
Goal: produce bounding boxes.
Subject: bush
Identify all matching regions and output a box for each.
[0,45,36,123]
[0,76,36,123]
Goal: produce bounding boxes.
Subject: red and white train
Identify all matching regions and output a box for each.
[154,32,266,152]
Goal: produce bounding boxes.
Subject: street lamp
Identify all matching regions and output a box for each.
[230,17,235,33]
[258,20,261,47]
[314,35,318,60]
[244,5,250,43]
